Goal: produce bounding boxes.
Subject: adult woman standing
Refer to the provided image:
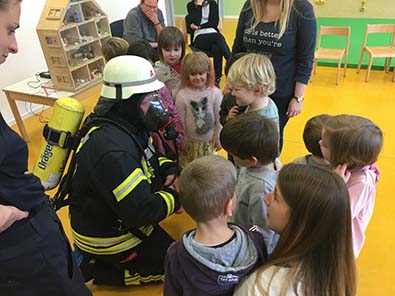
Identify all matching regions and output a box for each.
[186,0,231,85]
[0,1,90,294]
[234,164,356,296]
[232,0,316,151]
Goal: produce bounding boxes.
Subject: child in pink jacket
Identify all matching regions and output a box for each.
[319,114,383,257]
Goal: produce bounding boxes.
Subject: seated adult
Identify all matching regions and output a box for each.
[124,0,165,61]
[186,0,231,85]
[234,164,357,296]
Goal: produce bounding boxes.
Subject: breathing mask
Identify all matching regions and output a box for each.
[138,91,178,140]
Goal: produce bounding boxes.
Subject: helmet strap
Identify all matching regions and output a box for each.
[115,84,122,100]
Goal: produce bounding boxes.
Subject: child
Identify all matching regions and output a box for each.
[219,52,247,164]
[319,114,383,257]
[226,53,279,130]
[127,40,185,160]
[234,164,356,296]
[155,26,185,98]
[293,114,331,168]
[175,51,222,167]
[101,37,129,62]
[164,155,267,296]
[220,112,281,253]
[219,52,247,127]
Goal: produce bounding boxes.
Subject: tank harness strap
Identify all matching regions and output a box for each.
[43,124,72,149]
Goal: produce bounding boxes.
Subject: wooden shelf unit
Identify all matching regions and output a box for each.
[37,0,111,91]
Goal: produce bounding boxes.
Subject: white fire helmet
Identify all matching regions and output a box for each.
[100,55,164,100]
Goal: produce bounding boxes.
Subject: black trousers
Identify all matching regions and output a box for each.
[0,202,91,296]
[193,33,231,80]
[271,95,292,153]
[75,225,174,286]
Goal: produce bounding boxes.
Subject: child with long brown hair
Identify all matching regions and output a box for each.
[155,26,185,98]
[235,164,357,296]
[175,51,222,167]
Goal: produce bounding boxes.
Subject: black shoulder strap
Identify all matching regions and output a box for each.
[50,115,144,211]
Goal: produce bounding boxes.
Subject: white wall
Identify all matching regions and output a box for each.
[0,0,168,124]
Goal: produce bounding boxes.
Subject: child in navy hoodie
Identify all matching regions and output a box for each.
[164,155,267,295]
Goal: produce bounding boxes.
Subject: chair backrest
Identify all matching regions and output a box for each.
[317,26,351,54]
[110,19,124,38]
[362,24,395,47]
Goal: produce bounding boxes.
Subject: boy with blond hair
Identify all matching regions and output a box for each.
[164,155,267,296]
[226,53,279,130]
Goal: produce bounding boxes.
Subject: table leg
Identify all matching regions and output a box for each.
[4,91,30,142]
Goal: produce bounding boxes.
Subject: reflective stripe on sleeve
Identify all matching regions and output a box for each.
[157,191,175,216]
[113,168,147,202]
[158,156,173,167]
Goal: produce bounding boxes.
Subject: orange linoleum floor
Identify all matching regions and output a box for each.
[16,64,395,296]
[12,17,395,295]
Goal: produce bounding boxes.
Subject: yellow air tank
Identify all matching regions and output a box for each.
[33,97,85,190]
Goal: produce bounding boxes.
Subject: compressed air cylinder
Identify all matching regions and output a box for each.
[33,97,85,190]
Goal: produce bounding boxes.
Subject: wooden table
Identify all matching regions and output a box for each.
[2,75,102,142]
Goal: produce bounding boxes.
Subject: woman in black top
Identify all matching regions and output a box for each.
[232,0,316,151]
[0,1,90,294]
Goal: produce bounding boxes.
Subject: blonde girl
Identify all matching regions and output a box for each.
[175,51,222,167]
[320,114,383,257]
[235,164,356,296]
[155,26,185,98]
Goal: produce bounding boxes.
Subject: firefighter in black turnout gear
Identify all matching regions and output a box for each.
[69,55,181,286]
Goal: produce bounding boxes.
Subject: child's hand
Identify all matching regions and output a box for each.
[175,206,184,214]
[214,140,222,151]
[164,175,179,192]
[226,106,239,122]
[334,163,351,183]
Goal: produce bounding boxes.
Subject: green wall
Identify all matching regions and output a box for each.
[174,1,395,68]
[174,0,244,16]
[317,18,395,69]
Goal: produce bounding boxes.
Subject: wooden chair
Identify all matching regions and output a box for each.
[312,26,350,85]
[357,24,395,82]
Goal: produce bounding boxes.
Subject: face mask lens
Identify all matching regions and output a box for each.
[140,93,161,114]
[139,92,170,131]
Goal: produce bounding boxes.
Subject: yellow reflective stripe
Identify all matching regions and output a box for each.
[72,229,135,247]
[74,234,141,255]
[113,168,147,202]
[157,191,175,216]
[142,160,152,184]
[71,225,154,255]
[158,156,172,166]
[76,126,101,153]
[124,270,164,286]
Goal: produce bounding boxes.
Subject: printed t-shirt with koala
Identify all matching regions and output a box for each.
[175,86,222,145]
